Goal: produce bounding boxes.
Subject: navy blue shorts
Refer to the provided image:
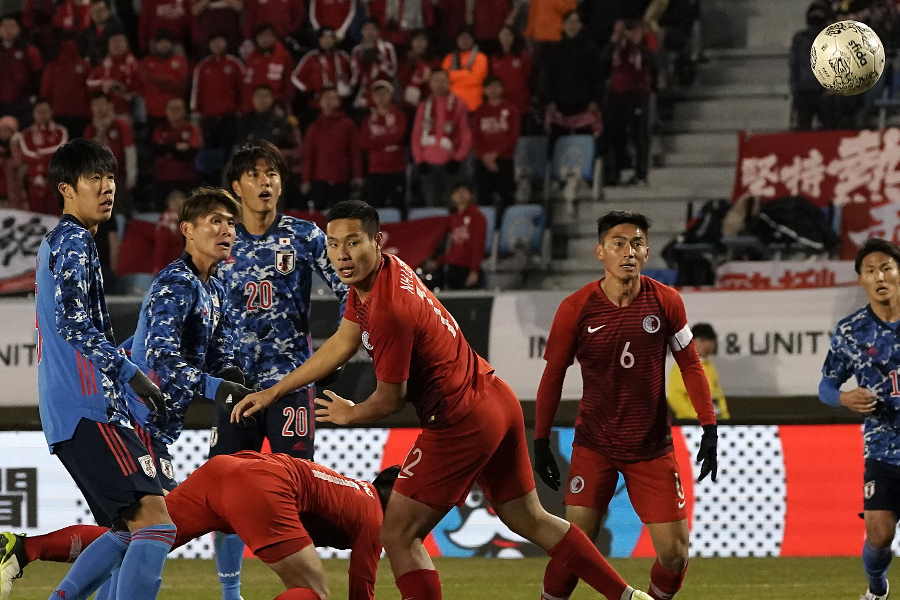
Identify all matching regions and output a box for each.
[54,418,164,528]
[209,388,314,460]
[863,459,900,513]
[134,425,178,493]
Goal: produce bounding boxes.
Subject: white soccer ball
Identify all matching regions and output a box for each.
[811,20,885,96]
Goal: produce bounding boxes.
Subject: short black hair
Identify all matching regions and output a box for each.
[327,200,380,238]
[179,186,241,225]
[692,322,717,341]
[854,238,900,273]
[224,140,287,188]
[372,465,400,511]
[450,180,474,195]
[49,138,117,201]
[597,210,651,241]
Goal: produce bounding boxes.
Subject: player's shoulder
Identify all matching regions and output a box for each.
[643,275,681,303]
[835,306,872,335]
[278,214,326,240]
[560,280,601,310]
[46,217,91,250]
[151,257,199,295]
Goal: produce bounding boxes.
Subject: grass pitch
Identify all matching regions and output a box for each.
[14,556,862,599]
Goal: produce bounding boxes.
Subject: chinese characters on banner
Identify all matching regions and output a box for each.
[734,129,900,259]
[715,260,857,290]
[0,209,58,295]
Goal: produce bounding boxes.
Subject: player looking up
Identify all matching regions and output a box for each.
[533,211,718,600]
[35,139,175,600]
[232,200,654,600]
[820,238,900,600]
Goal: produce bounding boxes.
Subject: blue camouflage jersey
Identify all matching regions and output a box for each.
[35,215,139,450]
[219,216,347,390]
[129,254,237,445]
[822,305,900,466]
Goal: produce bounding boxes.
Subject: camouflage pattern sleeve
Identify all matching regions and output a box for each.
[51,229,137,385]
[821,324,854,389]
[205,278,239,376]
[309,224,348,310]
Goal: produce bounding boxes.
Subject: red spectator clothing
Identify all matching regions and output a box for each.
[411,93,472,165]
[191,3,241,51]
[139,54,190,119]
[609,42,655,95]
[0,140,21,206]
[471,99,519,159]
[290,49,352,98]
[52,0,92,32]
[309,0,356,39]
[87,53,140,116]
[360,105,407,174]
[343,253,491,428]
[152,209,184,273]
[490,51,532,115]
[243,0,306,40]
[151,120,202,182]
[40,45,91,119]
[350,40,397,108]
[0,42,43,105]
[22,0,53,28]
[191,53,244,116]
[534,277,715,462]
[470,0,510,42]
[301,111,362,183]
[367,0,434,47]
[396,55,435,107]
[242,42,294,111]
[83,116,136,185]
[139,0,192,52]
[12,121,68,214]
[441,203,486,272]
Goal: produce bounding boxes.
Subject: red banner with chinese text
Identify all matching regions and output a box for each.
[734,129,900,259]
[715,260,857,290]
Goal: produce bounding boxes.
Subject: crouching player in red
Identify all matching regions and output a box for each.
[534,211,718,600]
[231,200,653,600]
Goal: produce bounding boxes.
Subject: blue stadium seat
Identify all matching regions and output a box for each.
[498,204,545,256]
[377,207,402,224]
[408,207,448,220]
[514,136,549,182]
[480,205,496,255]
[551,135,595,182]
[643,268,678,286]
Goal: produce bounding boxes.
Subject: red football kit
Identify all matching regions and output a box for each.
[166,451,382,600]
[343,254,534,509]
[536,276,715,522]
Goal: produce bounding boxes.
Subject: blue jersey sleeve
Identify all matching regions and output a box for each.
[309,225,348,311]
[820,327,853,406]
[205,278,239,377]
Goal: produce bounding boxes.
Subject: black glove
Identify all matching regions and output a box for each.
[216,366,245,387]
[129,370,168,426]
[533,438,560,491]
[316,365,344,388]
[696,424,718,482]
[215,380,255,428]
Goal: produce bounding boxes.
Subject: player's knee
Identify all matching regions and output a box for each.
[867,527,896,549]
[658,540,689,572]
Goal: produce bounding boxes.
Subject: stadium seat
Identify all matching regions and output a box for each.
[408,207,449,220]
[548,135,602,211]
[480,205,496,256]
[514,136,549,183]
[497,204,548,258]
[643,268,678,286]
[377,207,402,224]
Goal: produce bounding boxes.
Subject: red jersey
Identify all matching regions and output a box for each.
[290,49,352,97]
[151,120,202,182]
[359,105,408,174]
[191,54,244,117]
[536,276,713,462]
[301,111,362,183]
[350,40,397,108]
[471,99,519,159]
[309,0,356,39]
[442,203,486,272]
[139,54,189,119]
[343,253,492,427]
[40,48,91,119]
[490,51,532,115]
[0,42,43,104]
[243,0,306,39]
[242,43,294,111]
[397,55,435,107]
[139,0,191,52]
[471,0,510,41]
[52,0,91,32]
[367,0,435,46]
[87,53,140,116]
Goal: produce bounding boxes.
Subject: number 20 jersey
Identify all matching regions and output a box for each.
[219,215,348,390]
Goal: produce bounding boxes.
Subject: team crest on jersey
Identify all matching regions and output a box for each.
[160,458,175,481]
[865,480,876,499]
[642,315,661,333]
[138,455,157,479]
[275,249,296,274]
[361,331,374,351]
[569,475,585,494]
[209,426,218,448]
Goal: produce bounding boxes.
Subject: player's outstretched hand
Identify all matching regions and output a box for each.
[129,370,168,424]
[229,387,274,424]
[696,424,718,482]
[840,387,878,414]
[315,390,354,425]
[533,438,560,491]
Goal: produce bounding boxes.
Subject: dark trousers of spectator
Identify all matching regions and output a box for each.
[201,115,238,149]
[364,172,407,215]
[605,92,650,183]
[792,91,861,131]
[309,180,351,211]
[476,158,514,227]
[417,162,461,207]
[443,263,483,290]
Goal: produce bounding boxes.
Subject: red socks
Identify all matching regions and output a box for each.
[542,555,579,599]
[548,525,628,600]
[25,525,108,564]
[396,569,441,600]
[274,588,320,600]
[648,559,687,600]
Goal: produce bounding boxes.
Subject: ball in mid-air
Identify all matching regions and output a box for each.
[811,20,885,96]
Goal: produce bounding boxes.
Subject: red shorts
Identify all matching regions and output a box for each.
[166,454,312,563]
[564,445,687,524]
[394,373,535,509]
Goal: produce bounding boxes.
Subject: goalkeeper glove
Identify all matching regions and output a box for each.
[696,424,718,482]
[533,438,560,491]
[129,370,169,427]
[215,380,255,428]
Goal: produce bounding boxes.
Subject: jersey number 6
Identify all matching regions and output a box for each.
[620,341,635,369]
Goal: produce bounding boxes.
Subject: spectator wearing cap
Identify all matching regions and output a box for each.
[87,32,140,118]
[490,25,532,118]
[290,28,353,112]
[151,97,202,200]
[442,28,488,111]
[139,30,190,127]
[235,85,302,170]
[411,69,471,206]
[0,116,22,208]
[667,322,730,420]
[191,33,243,150]
[242,24,295,112]
[11,100,68,214]
[139,0,191,53]
[0,15,43,126]
[309,0,356,41]
[425,182,486,289]
[84,92,137,202]
[243,0,305,41]
[350,19,398,110]
[472,76,518,223]
[397,29,436,108]
[360,79,408,212]
[301,87,362,210]
[40,36,92,137]
[367,0,434,48]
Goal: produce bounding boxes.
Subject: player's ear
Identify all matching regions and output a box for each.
[179,220,191,240]
[230,179,241,199]
[594,240,604,262]
[57,182,73,202]
[374,230,384,250]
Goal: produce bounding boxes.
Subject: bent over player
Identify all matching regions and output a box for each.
[233,200,653,600]
[820,238,900,600]
[533,211,718,600]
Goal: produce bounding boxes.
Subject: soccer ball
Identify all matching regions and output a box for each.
[811,20,885,96]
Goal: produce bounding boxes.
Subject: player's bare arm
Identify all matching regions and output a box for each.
[230,317,362,422]
[315,379,407,425]
[840,387,878,414]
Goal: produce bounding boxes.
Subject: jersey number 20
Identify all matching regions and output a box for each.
[245,280,273,310]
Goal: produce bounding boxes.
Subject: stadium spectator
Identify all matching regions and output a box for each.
[242,0,306,41]
[87,32,140,118]
[0,15,43,126]
[24,0,91,43]
[427,181,486,289]
[301,87,362,210]
[350,20,398,109]
[308,0,357,41]
[191,33,244,152]
[667,322,731,421]
[152,188,186,273]
[359,79,408,211]
[468,0,515,52]
[40,37,92,138]
[472,77,519,222]
[602,19,656,186]
[151,97,202,198]
[235,85,302,166]
[0,116,21,208]
[84,92,138,201]
[524,0,577,43]
[442,28,489,111]
[139,31,190,125]
[139,0,191,53]
[397,29,435,108]
[80,0,124,64]
[190,0,242,53]
[241,24,295,113]
[790,2,837,130]
[11,100,68,215]
[367,0,434,48]
[411,69,472,206]
[491,25,532,117]
[291,27,353,111]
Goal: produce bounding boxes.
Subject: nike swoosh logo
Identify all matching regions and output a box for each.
[677,499,686,509]
[587,325,606,333]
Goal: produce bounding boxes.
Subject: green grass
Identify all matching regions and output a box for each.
[13,556,866,599]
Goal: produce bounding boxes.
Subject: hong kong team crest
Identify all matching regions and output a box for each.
[569,475,585,494]
[275,249,296,274]
[138,455,157,479]
[642,315,661,333]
